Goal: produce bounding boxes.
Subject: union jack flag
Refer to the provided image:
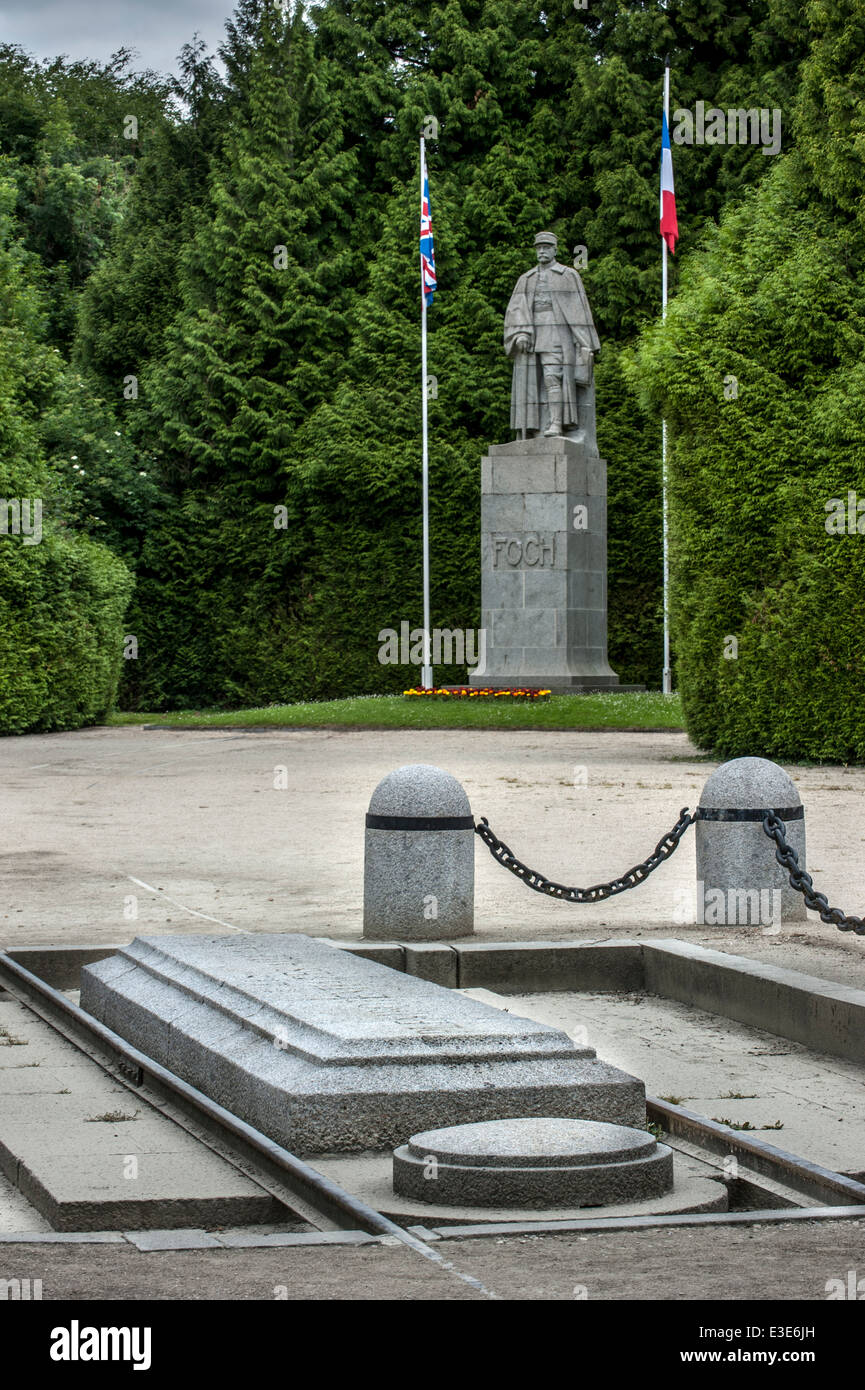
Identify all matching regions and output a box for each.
[420,161,436,308]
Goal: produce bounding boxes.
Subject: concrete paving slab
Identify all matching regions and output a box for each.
[0,1000,285,1231]
[0,1092,196,1146]
[124,1229,224,1251]
[0,1067,81,1096]
[0,1037,86,1070]
[215,1230,382,1248]
[0,1230,125,1243]
[0,1168,51,1233]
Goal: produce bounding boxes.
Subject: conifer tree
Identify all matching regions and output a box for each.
[125,0,364,707]
[75,38,224,403]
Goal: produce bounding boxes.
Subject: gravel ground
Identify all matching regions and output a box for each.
[1,724,864,987]
[0,1219,862,1301]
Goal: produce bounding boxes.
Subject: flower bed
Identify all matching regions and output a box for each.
[404,686,551,700]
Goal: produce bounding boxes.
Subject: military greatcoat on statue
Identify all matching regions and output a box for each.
[504,232,600,439]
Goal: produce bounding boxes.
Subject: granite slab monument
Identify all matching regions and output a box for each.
[80,934,645,1155]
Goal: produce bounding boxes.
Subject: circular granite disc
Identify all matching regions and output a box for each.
[394,1116,676,1209]
[406,1118,656,1169]
[312,1147,726,1225]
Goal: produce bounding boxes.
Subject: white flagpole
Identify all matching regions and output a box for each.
[420,136,433,689]
[661,63,672,697]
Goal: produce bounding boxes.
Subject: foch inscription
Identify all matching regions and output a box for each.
[492,533,556,568]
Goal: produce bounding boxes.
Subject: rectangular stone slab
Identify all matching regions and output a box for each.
[80,935,645,1154]
[0,998,281,1231]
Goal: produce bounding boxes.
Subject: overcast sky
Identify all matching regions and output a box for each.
[1,0,238,77]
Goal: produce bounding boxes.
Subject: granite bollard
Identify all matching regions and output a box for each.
[696,757,806,926]
[363,764,474,941]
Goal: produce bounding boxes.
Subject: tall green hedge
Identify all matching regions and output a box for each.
[0,532,133,733]
[629,0,865,760]
[632,153,865,759]
[0,173,134,734]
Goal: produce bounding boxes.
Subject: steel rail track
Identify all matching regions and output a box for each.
[646,1096,865,1208]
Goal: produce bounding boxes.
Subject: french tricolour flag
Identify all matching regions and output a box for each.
[660,110,678,255]
[420,162,436,308]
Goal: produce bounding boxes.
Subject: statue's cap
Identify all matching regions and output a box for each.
[534,230,558,247]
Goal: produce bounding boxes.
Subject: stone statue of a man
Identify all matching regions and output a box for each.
[504,231,600,443]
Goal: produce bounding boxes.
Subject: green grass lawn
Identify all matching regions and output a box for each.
[108,690,684,731]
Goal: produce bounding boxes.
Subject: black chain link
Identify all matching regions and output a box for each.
[761,811,865,936]
[475,804,865,935]
[474,807,696,903]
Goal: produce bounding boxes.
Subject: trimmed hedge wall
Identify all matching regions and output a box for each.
[0,531,133,734]
[632,155,865,760]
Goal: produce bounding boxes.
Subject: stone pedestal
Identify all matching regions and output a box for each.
[392,1117,674,1209]
[470,436,622,692]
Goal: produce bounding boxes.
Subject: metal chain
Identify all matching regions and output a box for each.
[761,812,865,936]
[474,807,696,903]
[475,804,865,934]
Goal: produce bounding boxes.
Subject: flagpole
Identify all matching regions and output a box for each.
[420,135,433,689]
[661,63,672,697]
